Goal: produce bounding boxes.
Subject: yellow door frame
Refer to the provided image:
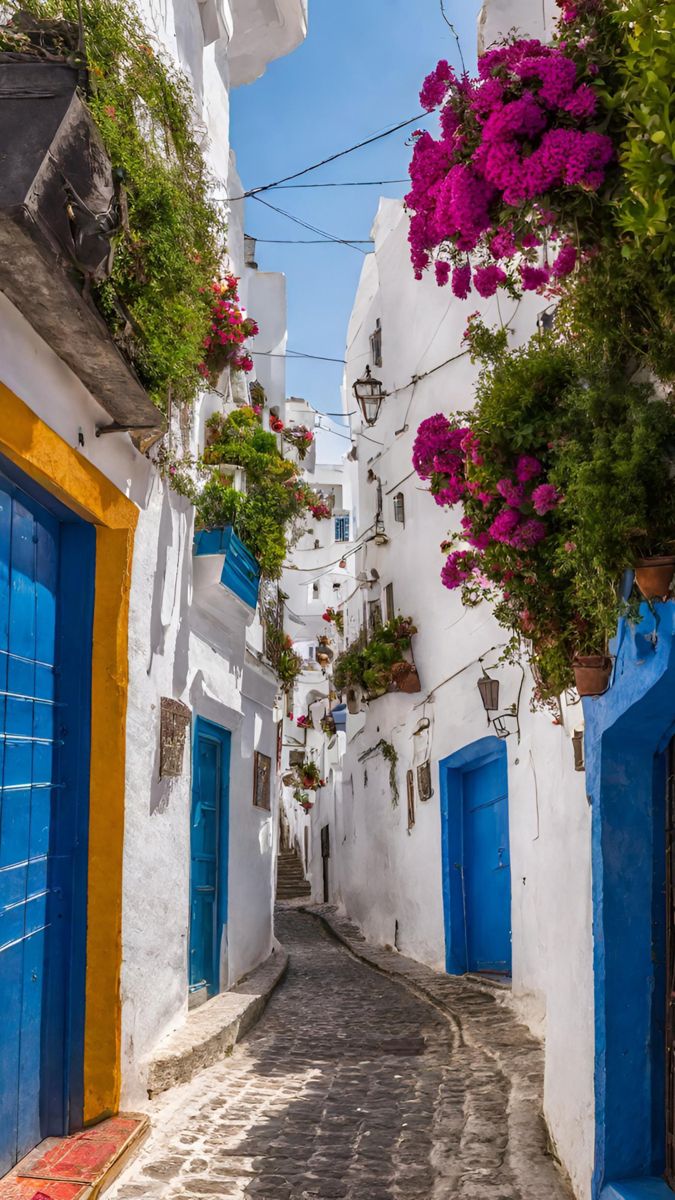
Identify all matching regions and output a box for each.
[0,381,138,1122]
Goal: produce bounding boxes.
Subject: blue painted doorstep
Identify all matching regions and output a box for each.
[602,1180,675,1199]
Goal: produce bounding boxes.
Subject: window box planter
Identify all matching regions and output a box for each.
[634,556,675,602]
[0,55,159,431]
[193,525,261,610]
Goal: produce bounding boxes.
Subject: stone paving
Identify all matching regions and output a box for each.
[107,908,573,1200]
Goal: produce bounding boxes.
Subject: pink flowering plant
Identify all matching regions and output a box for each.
[413,333,675,704]
[407,1,618,299]
[282,425,315,460]
[199,275,258,383]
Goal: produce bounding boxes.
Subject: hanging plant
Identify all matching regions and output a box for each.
[198,276,258,384]
[5,0,226,410]
[294,789,314,814]
[282,425,315,460]
[322,607,344,634]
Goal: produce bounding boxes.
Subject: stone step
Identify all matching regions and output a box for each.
[145,944,288,1098]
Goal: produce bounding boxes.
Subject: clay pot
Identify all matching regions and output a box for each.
[346,688,362,715]
[634,556,675,601]
[389,661,422,694]
[572,655,612,698]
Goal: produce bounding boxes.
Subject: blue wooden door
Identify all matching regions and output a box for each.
[189,721,230,999]
[0,474,89,1173]
[463,756,511,975]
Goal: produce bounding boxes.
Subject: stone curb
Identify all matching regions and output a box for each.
[302,904,573,1200]
[145,943,288,1098]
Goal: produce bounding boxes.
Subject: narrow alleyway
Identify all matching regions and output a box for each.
[109,909,572,1200]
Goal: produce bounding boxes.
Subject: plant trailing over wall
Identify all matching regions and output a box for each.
[161,407,325,579]
[358,739,400,808]
[333,618,417,698]
[413,333,675,704]
[262,605,303,692]
[282,425,315,460]
[408,26,614,296]
[8,0,226,410]
[322,607,344,634]
[199,276,258,384]
[293,789,314,814]
[286,759,326,792]
[407,0,675,323]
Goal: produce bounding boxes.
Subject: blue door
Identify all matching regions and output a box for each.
[0,468,93,1173]
[463,756,511,974]
[440,737,511,977]
[189,720,230,999]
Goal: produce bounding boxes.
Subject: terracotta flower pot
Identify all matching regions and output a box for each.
[634,556,675,601]
[389,661,422,694]
[572,655,612,698]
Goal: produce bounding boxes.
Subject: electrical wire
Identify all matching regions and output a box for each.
[249,238,373,245]
[440,0,467,75]
[241,179,408,193]
[251,350,346,364]
[225,115,428,201]
[250,194,369,255]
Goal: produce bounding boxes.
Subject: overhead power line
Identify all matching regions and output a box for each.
[250,194,368,255]
[252,349,346,364]
[226,113,427,201]
[250,238,373,246]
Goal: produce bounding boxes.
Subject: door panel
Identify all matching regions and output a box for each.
[463,757,511,975]
[0,480,63,1173]
[189,724,230,999]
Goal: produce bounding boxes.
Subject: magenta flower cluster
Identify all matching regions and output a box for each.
[406,31,613,296]
[413,416,563,593]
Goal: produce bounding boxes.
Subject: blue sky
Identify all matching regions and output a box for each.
[231,0,481,431]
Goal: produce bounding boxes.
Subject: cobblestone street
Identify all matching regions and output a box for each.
[109,910,573,1200]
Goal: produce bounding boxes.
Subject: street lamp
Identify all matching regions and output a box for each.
[352,366,385,427]
[477,671,500,714]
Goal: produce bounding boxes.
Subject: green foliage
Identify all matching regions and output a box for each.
[358,739,399,808]
[197,408,306,579]
[13,0,225,410]
[611,0,675,260]
[333,618,417,696]
[463,334,675,702]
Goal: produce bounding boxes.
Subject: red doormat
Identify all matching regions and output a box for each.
[0,1114,149,1200]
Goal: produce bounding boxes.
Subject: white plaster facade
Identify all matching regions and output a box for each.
[0,0,307,1110]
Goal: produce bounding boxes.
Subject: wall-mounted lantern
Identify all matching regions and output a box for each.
[352,365,385,427]
[477,671,500,714]
[572,729,585,772]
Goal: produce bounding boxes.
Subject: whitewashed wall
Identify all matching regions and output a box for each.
[302,189,595,1198]
[0,0,306,1108]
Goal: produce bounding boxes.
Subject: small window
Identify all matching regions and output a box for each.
[335,515,350,543]
[253,751,272,811]
[384,583,395,623]
[312,580,320,599]
[393,493,405,525]
[369,599,382,634]
[370,318,382,368]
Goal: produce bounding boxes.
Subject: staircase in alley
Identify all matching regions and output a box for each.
[276,847,311,901]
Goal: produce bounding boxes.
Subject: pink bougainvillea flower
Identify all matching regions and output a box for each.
[551,241,577,278]
[520,264,551,291]
[489,507,522,544]
[515,454,543,482]
[473,264,507,298]
[451,263,472,299]
[435,260,451,287]
[497,478,526,507]
[531,483,561,514]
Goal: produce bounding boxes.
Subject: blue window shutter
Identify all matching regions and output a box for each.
[194,525,260,609]
[334,515,350,543]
